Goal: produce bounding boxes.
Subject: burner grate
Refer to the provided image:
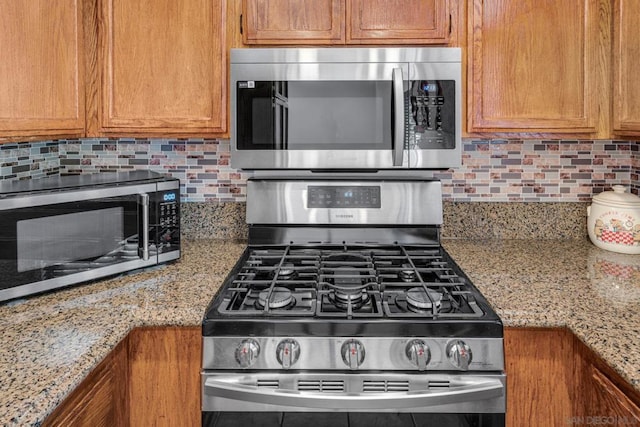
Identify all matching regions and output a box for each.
[216,244,485,319]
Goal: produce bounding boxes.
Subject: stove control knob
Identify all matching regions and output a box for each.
[235,339,260,368]
[341,339,365,370]
[446,340,473,370]
[405,339,431,371]
[276,339,300,369]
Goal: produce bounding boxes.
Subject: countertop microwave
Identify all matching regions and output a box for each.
[230,47,461,170]
[0,171,180,302]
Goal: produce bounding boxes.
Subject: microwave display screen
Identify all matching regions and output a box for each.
[307,186,381,208]
[16,207,124,273]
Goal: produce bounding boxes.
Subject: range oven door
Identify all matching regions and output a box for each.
[0,182,180,301]
[202,372,506,427]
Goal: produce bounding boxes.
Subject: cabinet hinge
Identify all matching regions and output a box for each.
[240,14,243,35]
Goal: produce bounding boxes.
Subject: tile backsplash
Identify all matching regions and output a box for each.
[1,138,638,201]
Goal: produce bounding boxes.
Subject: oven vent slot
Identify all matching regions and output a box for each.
[297,380,344,392]
[256,379,279,388]
[362,380,410,392]
[428,379,451,389]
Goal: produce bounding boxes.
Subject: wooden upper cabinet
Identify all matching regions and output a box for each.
[98,0,226,135]
[243,0,345,44]
[612,0,640,136]
[242,0,452,45]
[468,0,607,136]
[0,0,84,140]
[346,0,449,44]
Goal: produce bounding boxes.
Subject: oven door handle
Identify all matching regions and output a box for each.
[204,376,504,410]
[392,67,405,167]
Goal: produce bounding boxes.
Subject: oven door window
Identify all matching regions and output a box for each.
[236,80,392,151]
[204,412,505,427]
[0,196,142,289]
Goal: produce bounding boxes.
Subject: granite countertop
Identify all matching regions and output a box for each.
[1,238,639,426]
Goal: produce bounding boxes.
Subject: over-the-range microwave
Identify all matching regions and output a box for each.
[0,171,180,302]
[230,47,461,170]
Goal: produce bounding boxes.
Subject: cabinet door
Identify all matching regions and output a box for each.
[243,0,345,44]
[505,328,575,427]
[99,0,226,135]
[346,0,450,44]
[613,0,640,135]
[0,0,84,141]
[468,0,606,135]
[128,327,201,427]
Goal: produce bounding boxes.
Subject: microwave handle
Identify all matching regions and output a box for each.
[139,193,150,261]
[392,67,405,167]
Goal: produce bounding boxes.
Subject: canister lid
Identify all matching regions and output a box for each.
[592,185,640,208]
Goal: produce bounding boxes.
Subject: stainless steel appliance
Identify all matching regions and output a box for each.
[0,171,180,302]
[202,179,505,427]
[231,47,461,170]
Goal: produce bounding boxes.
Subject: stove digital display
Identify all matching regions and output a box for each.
[307,186,380,208]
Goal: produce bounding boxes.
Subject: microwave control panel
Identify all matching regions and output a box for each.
[409,80,455,150]
[156,190,180,250]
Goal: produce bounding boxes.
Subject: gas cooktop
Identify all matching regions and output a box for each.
[203,244,502,338]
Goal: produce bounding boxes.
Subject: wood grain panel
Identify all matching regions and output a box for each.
[346,0,449,44]
[100,0,226,134]
[243,0,345,44]
[0,0,84,137]
[612,0,640,135]
[128,327,201,427]
[43,337,128,427]
[468,0,608,135]
[505,328,574,427]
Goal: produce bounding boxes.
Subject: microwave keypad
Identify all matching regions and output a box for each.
[409,80,455,150]
[159,201,178,227]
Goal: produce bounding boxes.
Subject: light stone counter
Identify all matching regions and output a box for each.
[1,238,639,426]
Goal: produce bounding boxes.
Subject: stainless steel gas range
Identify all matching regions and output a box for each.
[201,178,505,427]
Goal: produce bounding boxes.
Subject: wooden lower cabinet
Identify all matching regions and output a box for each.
[46,327,640,426]
[43,336,128,427]
[505,327,640,427]
[44,326,200,427]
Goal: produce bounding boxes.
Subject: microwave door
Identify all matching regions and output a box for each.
[231,62,409,170]
[0,188,158,301]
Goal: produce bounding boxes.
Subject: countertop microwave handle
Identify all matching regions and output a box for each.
[139,193,149,261]
[204,376,504,410]
[392,67,405,167]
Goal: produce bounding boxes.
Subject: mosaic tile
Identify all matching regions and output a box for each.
[1,138,638,201]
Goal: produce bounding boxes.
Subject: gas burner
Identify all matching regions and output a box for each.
[398,264,417,282]
[256,287,295,309]
[329,288,371,310]
[406,287,442,311]
[276,263,297,280]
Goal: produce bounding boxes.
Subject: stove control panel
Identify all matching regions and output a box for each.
[204,337,503,372]
[307,186,381,209]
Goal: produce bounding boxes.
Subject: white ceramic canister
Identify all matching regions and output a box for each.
[587,185,640,254]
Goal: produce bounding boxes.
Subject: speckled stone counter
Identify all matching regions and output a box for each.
[1,238,639,426]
